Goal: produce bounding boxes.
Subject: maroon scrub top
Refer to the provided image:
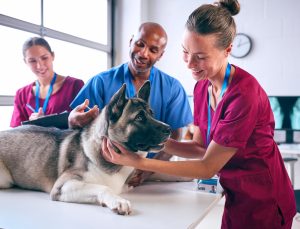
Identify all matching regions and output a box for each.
[194,65,296,228]
[10,76,84,127]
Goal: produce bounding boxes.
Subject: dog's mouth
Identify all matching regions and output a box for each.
[135,143,165,152]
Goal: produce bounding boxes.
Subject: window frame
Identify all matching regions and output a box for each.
[0,0,113,103]
[0,0,113,131]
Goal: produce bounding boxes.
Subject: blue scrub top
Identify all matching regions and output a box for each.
[70,63,193,130]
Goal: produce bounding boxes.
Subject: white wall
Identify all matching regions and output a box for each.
[114,0,300,96]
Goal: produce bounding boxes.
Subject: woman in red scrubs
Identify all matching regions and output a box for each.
[102,0,296,228]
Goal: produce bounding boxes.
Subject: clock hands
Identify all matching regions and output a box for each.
[237,40,250,47]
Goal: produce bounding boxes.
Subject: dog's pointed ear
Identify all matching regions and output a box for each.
[107,84,128,122]
[137,80,150,102]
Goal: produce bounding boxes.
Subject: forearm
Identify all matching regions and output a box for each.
[164,139,206,159]
[136,158,213,179]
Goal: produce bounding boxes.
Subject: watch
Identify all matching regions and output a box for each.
[230,33,252,58]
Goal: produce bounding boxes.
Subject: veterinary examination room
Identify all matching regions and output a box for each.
[1,0,300,228]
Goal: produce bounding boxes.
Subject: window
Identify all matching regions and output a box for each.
[0,0,40,24]
[44,0,108,44]
[0,0,112,130]
[0,26,36,95]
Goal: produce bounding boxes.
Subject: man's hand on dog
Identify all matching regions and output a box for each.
[127,170,154,187]
[68,99,99,129]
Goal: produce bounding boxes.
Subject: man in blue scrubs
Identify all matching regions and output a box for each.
[69,22,193,186]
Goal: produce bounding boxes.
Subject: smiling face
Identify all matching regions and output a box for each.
[24,45,54,80]
[182,29,231,82]
[128,23,167,77]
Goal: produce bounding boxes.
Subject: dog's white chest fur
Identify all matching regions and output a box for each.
[84,163,135,194]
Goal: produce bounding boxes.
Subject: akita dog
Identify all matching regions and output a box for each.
[0,81,171,215]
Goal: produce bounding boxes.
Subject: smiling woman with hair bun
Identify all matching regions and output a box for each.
[102,1,297,228]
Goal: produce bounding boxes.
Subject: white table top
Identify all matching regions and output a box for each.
[0,181,221,229]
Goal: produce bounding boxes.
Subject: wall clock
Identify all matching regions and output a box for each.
[230,33,252,58]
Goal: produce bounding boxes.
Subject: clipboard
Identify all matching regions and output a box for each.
[21,111,70,129]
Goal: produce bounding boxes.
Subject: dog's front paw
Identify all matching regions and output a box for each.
[99,192,132,215]
[110,197,132,215]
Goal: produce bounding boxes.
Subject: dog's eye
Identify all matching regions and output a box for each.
[135,112,145,122]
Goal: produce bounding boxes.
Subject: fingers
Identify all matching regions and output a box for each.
[29,108,44,120]
[127,177,142,187]
[102,138,141,168]
[75,99,90,112]
[127,170,143,187]
[101,137,114,162]
[68,101,99,129]
[29,113,38,121]
[109,140,129,155]
[127,170,147,187]
[38,107,44,115]
[89,105,100,118]
[101,137,109,158]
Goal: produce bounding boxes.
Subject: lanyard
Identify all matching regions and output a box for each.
[35,73,57,113]
[206,63,231,146]
[128,69,154,98]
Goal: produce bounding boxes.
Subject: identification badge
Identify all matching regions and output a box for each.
[196,176,223,194]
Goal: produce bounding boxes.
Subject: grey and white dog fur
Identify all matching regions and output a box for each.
[0,81,171,215]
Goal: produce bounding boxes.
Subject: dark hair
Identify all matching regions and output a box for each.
[185,0,240,49]
[22,37,53,58]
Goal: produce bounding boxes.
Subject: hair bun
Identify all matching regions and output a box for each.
[218,0,240,16]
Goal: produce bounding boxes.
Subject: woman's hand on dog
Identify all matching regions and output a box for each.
[102,138,153,187]
[102,137,141,167]
[68,99,99,129]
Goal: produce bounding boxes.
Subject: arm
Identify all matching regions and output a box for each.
[164,125,206,159]
[10,90,28,127]
[68,99,99,129]
[102,137,237,179]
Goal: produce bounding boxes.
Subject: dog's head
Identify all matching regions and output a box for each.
[105,81,171,152]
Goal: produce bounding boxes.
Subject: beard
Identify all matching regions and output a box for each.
[129,54,153,74]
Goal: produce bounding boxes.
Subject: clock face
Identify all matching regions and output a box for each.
[230,33,252,58]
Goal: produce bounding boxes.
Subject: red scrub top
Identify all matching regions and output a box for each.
[194,65,296,229]
[10,76,84,127]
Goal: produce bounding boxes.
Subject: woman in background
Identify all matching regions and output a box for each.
[10,37,84,127]
[102,0,296,228]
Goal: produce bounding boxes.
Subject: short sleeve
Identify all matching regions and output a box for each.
[70,75,104,109]
[213,93,259,149]
[163,80,193,129]
[10,90,28,127]
[72,79,84,97]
